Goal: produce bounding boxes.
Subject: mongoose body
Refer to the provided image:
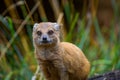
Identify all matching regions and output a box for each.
[32,22,90,80]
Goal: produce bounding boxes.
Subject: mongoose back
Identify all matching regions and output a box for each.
[32,22,90,80]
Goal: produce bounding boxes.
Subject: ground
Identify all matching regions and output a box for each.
[89,70,120,80]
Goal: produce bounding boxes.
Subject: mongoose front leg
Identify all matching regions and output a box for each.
[40,65,51,80]
[53,60,69,80]
[60,68,69,80]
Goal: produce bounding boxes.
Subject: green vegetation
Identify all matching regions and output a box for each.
[0,0,120,80]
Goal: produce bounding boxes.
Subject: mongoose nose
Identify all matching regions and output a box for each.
[43,37,47,41]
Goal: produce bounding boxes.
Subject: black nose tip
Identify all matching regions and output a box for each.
[43,37,47,41]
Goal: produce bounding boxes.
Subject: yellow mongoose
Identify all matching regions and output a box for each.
[32,22,90,80]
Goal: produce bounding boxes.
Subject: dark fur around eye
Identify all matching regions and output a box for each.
[48,30,54,35]
[37,31,42,35]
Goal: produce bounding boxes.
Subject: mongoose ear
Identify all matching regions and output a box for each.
[53,23,60,31]
[33,23,39,31]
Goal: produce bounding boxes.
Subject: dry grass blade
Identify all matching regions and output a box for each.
[57,12,64,24]
[11,18,33,25]
[0,1,40,61]
[91,0,99,18]
[35,0,48,21]
[57,12,66,40]
[49,0,61,20]
[24,0,34,24]
[2,1,24,16]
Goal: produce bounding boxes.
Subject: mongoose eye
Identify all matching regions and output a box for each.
[48,30,54,35]
[37,31,42,35]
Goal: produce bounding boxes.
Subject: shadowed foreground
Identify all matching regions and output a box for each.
[89,70,120,80]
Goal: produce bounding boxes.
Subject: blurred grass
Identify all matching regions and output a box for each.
[0,0,120,80]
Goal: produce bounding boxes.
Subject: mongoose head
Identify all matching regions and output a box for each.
[33,22,60,47]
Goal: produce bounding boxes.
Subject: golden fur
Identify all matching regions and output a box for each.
[33,22,90,80]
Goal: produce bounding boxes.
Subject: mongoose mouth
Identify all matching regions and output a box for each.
[40,40,52,44]
[42,40,50,43]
